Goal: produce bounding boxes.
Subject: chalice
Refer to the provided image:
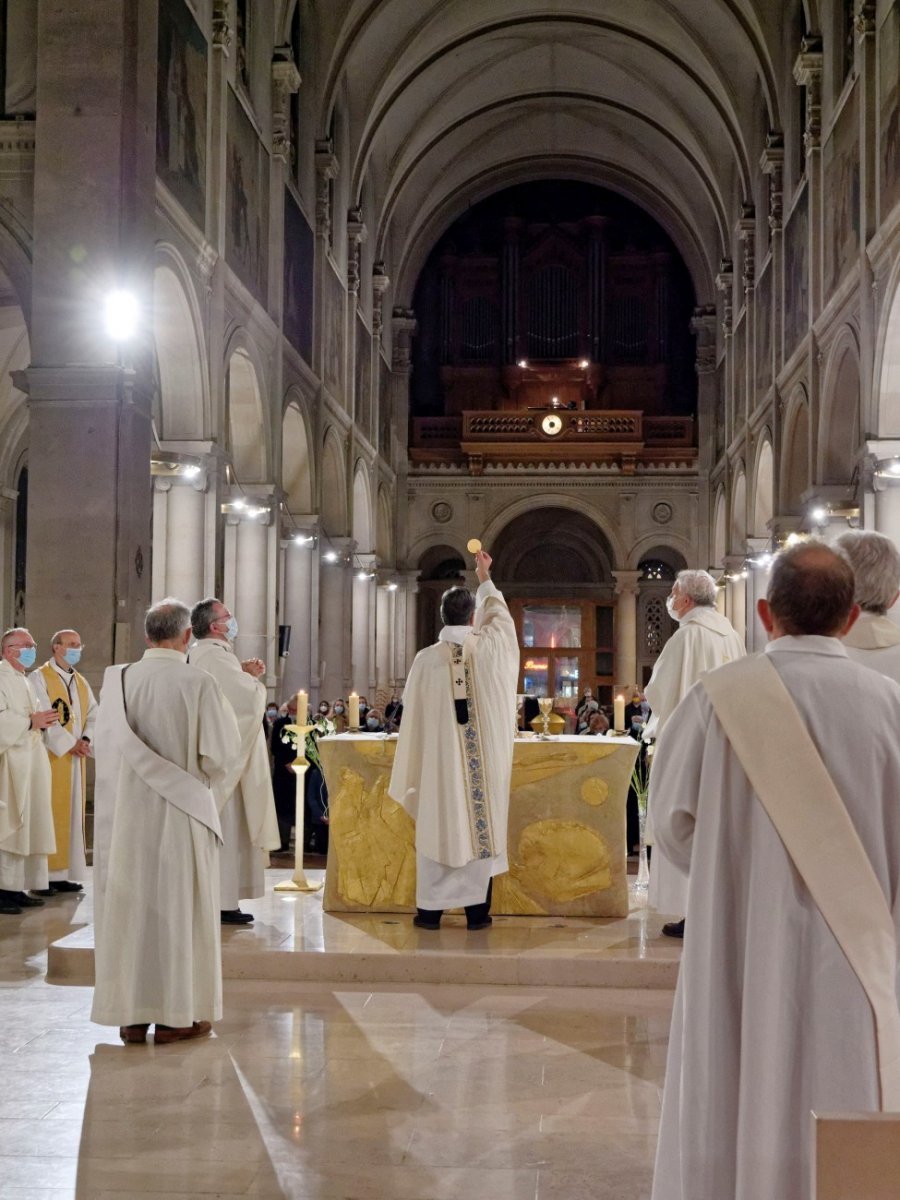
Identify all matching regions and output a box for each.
[538,696,554,740]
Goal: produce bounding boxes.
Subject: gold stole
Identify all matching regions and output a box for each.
[39,664,89,871]
[450,640,495,860]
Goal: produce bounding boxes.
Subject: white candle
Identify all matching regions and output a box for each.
[614,693,625,732]
[296,689,307,723]
[348,691,360,729]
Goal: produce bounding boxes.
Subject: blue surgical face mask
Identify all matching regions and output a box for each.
[366,718,380,730]
[63,648,82,667]
[222,616,238,641]
[17,646,36,670]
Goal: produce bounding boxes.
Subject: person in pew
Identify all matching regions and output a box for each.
[389,548,518,931]
[650,542,900,1200]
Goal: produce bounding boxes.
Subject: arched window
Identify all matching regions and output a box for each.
[640,558,676,582]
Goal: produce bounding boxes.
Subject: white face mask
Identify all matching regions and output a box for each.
[665,595,681,622]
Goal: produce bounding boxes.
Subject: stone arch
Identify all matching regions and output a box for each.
[153,255,208,440]
[352,462,373,551]
[491,509,615,586]
[375,484,393,563]
[281,399,314,513]
[480,493,626,568]
[627,530,696,570]
[875,258,900,436]
[752,437,774,537]
[320,427,348,534]
[226,345,268,483]
[730,466,747,553]
[781,388,810,516]
[417,543,465,578]
[712,486,727,566]
[818,330,861,486]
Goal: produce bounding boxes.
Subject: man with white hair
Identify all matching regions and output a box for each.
[91,599,239,1045]
[645,568,745,935]
[835,529,900,684]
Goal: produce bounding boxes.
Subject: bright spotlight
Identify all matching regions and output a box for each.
[182,464,201,480]
[810,506,828,522]
[890,461,900,476]
[104,290,139,341]
[517,359,528,368]
[323,551,338,563]
[579,359,589,369]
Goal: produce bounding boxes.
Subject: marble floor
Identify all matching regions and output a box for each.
[1,882,674,1199]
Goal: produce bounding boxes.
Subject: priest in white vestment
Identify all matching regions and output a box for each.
[188,597,280,925]
[835,528,900,684]
[0,628,58,915]
[389,549,519,929]
[644,569,745,931]
[30,629,98,893]
[91,599,240,1045]
[651,542,900,1200]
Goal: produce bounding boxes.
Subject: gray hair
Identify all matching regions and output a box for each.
[1,627,30,652]
[834,530,900,614]
[190,596,221,639]
[51,629,79,647]
[145,598,191,644]
[675,569,718,606]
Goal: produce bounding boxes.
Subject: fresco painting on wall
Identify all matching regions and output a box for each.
[784,185,809,361]
[226,87,270,305]
[880,4,900,220]
[156,0,207,229]
[823,88,860,298]
[283,188,314,365]
[755,260,772,398]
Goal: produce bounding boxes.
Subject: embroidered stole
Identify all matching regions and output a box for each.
[703,654,900,1110]
[450,641,495,860]
[39,664,89,871]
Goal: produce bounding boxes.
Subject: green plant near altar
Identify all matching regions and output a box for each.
[630,749,651,816]
[281,715,335,773]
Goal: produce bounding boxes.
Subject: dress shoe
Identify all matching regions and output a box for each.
[154,1020,212,1045]
[413,916,441,930]
[119,1024,150,1044]
[16,892,45,908]
[30,889,57,898]
[0,895,22,915]
[467,917,493,931]
[220,909,254,925]
[662,918,685,939]
[50,880,84,893]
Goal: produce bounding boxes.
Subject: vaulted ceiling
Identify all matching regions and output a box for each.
[285,1,815,305]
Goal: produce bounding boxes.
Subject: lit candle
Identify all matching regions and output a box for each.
[296,689,307,723]
[348,691,360,730]
[614,693,625,733]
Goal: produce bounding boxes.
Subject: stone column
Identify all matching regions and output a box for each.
[25,1,157,669]
[864,440,900,546]
[761,133,785,503]
[723,555,748,644]
[744,538,771,652]
[318,537,352,701]
[394,568,419,683]
[794,39,823,319]
[351,552,376,695]
[612,570,641,692]
[715,258,734,444]
[375,579,397,693]
[280,520,318,702]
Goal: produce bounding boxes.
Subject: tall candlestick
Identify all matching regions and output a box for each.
[348,691,360,730]
[295,689,308,723]
[614,693,625,733]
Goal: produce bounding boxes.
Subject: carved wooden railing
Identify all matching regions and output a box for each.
[412,412,693,446]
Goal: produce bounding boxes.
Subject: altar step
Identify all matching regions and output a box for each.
[46,870,681,991]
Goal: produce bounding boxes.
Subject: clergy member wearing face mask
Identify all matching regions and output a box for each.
[644,570,745,937]
[30,630,98,896]
[0,627,59,915]
[188,598,281,926]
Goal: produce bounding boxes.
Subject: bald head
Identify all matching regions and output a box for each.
[762,541,857,638]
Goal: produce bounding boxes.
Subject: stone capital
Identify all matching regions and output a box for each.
[212,0,232,53]
[612,569,642,596]
[271,50,302,163]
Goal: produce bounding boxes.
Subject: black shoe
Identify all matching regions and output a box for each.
[413,916,441,930]
[50,880,84,893]
[30,888,57,898]
[662,918,685,939]
[16,892,45,908]
[0,896,22,915]
[221,909,254,925]
[467,918,493,931]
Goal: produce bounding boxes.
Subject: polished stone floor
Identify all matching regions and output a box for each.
[1,881,673,1199]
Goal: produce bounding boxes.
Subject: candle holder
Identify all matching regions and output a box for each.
[538,696,554,740]
[274,723,323,894]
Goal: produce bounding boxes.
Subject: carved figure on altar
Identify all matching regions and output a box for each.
[389,548,519,930]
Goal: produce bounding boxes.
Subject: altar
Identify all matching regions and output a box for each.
[317,733,640,919]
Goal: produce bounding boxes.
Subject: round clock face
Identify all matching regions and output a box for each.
[541,413,563,436]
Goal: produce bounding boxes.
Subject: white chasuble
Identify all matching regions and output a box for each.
[389,580,519,909]
[188,638,280,907]
[649,637,900,1200]
[31,661,97,877]
[841,608,900,686]
[0,661,53,890]
[91,648,240,1029]
[644,605,745,915]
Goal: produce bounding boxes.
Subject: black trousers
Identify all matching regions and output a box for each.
[417,878,492,928]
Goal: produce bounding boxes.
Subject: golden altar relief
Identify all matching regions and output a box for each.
[318,734,639,917]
